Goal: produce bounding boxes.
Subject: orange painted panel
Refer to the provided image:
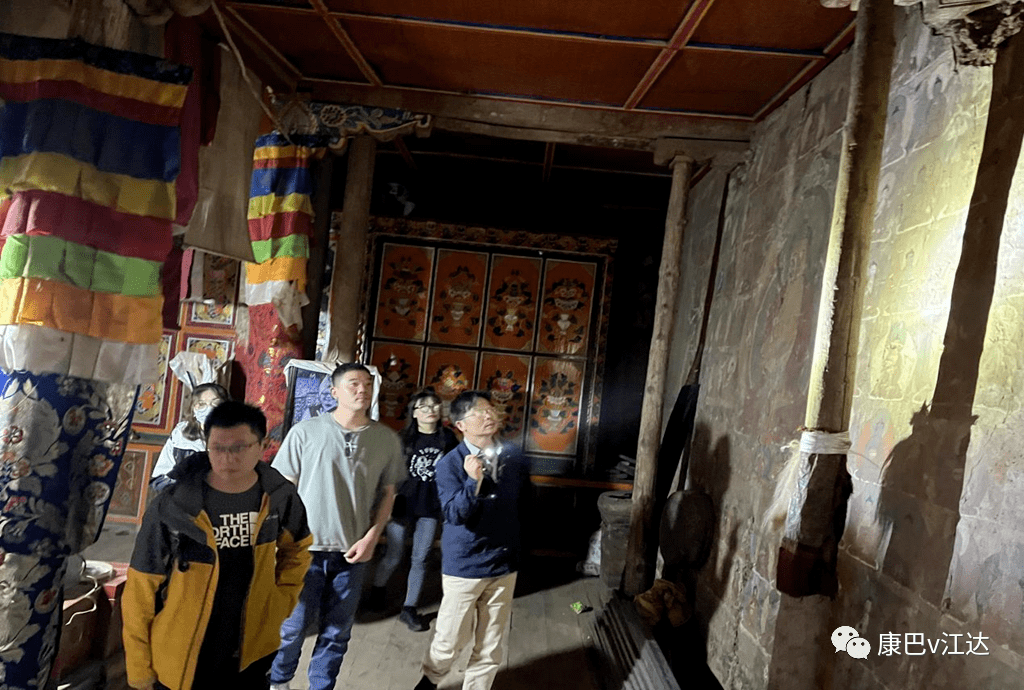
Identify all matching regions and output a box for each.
[374,243,434,341]
[478,352,531,445]
[423,347,479,418]
[537,259,596,355]
[483,254,542,352]
[429,249,487,346]
[691,0,854,52]
[526,357,584,455]
[370,342,424,431]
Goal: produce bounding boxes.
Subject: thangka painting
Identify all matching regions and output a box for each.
[374,243,434,341]
[287,367,338,428]
[107,445,159,525]
[186,335,234,366]
[537,260,596,356]
[478,352,531,444]
[132,332,176,432]
[423,347,478,418]
[429,249,487,347]
[483,255,542,351]
[526,357,584,455]
[187,253,239,326]
[370,342,424,430]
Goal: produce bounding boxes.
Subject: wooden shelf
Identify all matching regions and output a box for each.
[529,475,632,491]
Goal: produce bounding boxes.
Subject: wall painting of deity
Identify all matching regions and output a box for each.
[132,332,177,433]
[429,249,487,347]
[423,347,478,419]
[370,342,425,430]
[526,357,585,455]
[186,336,234,366]
[483,254,542,352]
[374,243,434,341]
[478,352,531,445]
[537,260,596,356]
[107,444,161,524]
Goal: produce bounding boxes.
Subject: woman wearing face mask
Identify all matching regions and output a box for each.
[368,388,458,631]
[149,383,230,492]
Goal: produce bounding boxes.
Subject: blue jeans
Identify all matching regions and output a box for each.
[270,552,366,690]
[373,517,438,608]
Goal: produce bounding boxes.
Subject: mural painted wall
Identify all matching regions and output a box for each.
[674,45,848,688]
[673,7,1024,690]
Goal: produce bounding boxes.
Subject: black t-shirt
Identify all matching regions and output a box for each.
[400,427,459,519]
[195,482,261,672]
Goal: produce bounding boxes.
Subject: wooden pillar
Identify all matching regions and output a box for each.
[327,135,376,363]
[768,0,894,686]
[623,154,694,596]
[301,155,335,360]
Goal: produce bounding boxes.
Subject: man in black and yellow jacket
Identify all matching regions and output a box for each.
[123,401,313,690]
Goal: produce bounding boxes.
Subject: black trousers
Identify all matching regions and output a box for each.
[155,653,274,690]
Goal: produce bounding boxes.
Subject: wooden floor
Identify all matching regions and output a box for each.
[86,525,605,690]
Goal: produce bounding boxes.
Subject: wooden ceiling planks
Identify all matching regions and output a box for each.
[320,0,689,40]
[640,48,811,117]
[221,0,859,134]
[341,17,661,105]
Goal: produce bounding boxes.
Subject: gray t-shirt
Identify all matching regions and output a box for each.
[272,414,405,552]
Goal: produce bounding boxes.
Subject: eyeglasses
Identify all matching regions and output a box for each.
[194,399,223,411]
[209,441,259,456]
[465,406,499,419]
[415,403,442,411]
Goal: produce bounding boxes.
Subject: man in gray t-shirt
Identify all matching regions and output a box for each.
[269,364,405,690]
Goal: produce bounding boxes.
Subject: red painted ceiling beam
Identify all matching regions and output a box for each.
[623,0,717,110]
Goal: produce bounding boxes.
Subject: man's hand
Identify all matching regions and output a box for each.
[464,454,484,482]
[344,531,379,563]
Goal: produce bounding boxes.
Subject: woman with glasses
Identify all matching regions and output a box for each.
[368,388,458,631]
[149,382,230,492]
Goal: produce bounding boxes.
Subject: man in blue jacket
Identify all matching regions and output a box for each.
[414,391,530,690]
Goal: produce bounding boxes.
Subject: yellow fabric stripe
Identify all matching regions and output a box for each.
[0,277,163,344]
[247,192,313,220]
[0,57,187,108]
[252,145,319,162]
[0,152,176,220]
[245,257,307,289]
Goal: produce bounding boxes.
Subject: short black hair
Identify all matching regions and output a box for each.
[331,362,372,386]
[204,401,267,442]
[449,391,491,423]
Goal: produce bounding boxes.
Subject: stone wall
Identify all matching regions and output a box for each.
[672,6,1024,689]
[670,42,850,690]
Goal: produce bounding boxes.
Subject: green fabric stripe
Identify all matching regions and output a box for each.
[251,234,309,264]
[0,233,162,297]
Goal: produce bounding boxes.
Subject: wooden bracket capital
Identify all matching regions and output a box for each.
[653,137,749,168]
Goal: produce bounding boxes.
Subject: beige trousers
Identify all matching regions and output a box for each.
[421,571,518,690]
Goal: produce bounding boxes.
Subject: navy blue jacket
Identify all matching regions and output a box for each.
[435,441,530,579]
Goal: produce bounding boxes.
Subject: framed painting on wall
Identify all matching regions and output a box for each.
[428,249,487,347]
[537,260,597,356]
[423,347,478,417]
[186,336,234,366]
[482,254,542,352]
[374,243,434,341]
[526,357,585,455]
[478,352,531,445]
[369,342,425,430]
[132,332,177,434]
[107,444,162,525]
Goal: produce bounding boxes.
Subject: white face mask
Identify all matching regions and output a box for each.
[194,405,214,427]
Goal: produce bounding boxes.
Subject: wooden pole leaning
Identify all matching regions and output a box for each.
[623,154,694,596]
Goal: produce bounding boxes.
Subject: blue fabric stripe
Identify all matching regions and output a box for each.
[249,167,314,199]
[0,99,181,182]
[254,132,327,149]
[0,31,192,85]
